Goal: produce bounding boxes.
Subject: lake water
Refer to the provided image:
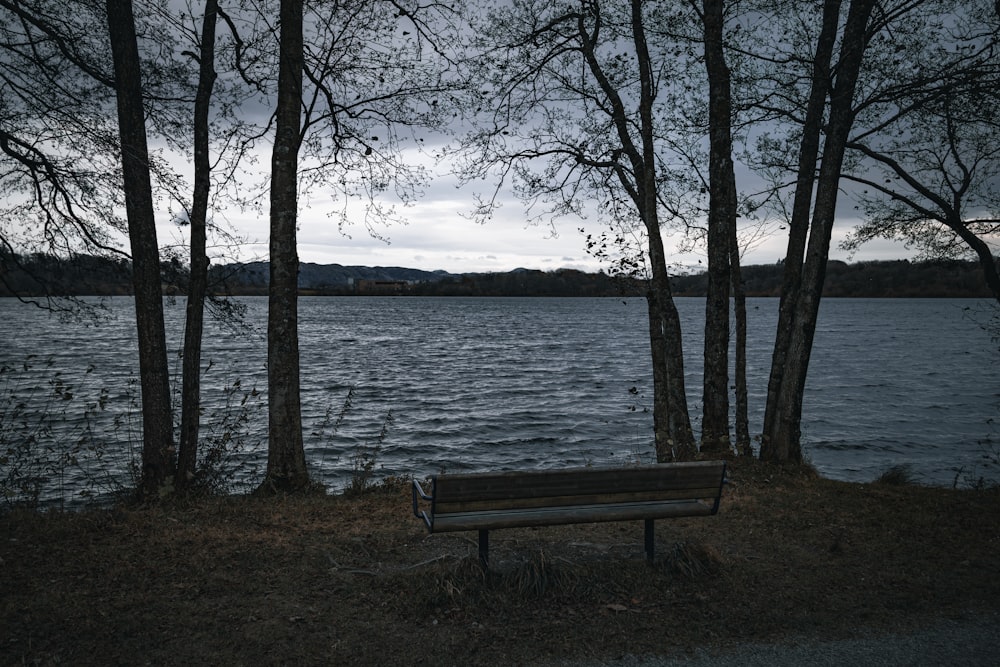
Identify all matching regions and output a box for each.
[1,296,997,505]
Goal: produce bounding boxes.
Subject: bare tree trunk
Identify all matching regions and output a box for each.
[763,0,876,462]
[646,288,673,460]
[630,0,695,461]
[106,0,175,497]
[647,249,696,461]
[731,226,751,456]
[700,0,735,454]
[574,0,696,461]
[260,0,309,493]
[760,0,842,462]
[177,0,219,490]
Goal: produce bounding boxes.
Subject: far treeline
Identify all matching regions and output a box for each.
[0,253,994,299]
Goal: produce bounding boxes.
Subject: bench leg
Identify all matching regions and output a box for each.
[478,529,489,568]
[644,519,655,563]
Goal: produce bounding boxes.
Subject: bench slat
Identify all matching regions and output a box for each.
[434,485,724,514]
[430,498,716,532]
[433,461,726,504]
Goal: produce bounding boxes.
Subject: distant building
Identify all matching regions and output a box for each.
[355,279,411,295]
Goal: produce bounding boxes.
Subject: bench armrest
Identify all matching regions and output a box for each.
[411,478,433,531]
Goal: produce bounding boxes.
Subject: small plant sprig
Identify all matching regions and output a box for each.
[347,409,394,496]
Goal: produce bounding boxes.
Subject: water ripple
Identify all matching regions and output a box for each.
[2,295,997,503]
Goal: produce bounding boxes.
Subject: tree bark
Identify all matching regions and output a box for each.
[760,0,841,460]
[731,223,751,456]
[177,0,219,490]
[260,0,309,493]
[646,238,696,461]
[646,287,673,460]
[106,0,175,497]
[631,0,696,460]
[700,0,735,454]
[760,0,842,461]
[762,0,877,462]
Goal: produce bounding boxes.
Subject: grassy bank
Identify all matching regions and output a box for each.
[2,460,998,665]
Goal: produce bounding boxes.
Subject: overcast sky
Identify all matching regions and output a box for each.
[185,164,917,275]
[147,2,925,277]
[163,134,920,275]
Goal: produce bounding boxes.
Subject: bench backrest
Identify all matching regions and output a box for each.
[431,460,726,520]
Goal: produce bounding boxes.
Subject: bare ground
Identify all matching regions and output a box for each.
[2,460,999,666]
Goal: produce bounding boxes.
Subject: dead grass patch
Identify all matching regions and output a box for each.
[2,460,998,665]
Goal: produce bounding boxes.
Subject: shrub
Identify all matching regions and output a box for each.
[188,378,265,496]
[875,464,916,486]
[0,357,132,509]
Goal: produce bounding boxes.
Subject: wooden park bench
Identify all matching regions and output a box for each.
[411,460,726,567]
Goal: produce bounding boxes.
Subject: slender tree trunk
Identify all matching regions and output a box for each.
[760,0,842,461]
[260,0,309,493]
[646,287,673,460]
[630,0,695,461]
[579,1,695,461]
[763,0,876,462]
[106,0,175,497]
[177,0,219,490]
[647,241,696,461]
[731,225,751,456]
[700,0,735,454]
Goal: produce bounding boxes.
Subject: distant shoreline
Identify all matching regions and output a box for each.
[1,254,995,299]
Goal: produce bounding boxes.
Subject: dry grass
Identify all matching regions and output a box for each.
[2,460,999,665]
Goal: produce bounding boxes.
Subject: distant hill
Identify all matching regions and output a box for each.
[207,261,456,295]
[0,252,994,299]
